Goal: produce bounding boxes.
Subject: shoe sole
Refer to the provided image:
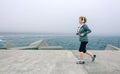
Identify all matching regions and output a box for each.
[76,61,85,64]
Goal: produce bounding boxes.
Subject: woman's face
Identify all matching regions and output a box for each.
[79,18,83,25]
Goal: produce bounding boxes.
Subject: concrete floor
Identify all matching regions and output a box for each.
[0,50,120,74]
[72,50,120,74]
[0,50,87,74]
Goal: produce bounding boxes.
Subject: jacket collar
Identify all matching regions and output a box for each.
[80,23,85,28]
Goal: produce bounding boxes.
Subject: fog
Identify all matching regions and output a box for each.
[0,0,120,36]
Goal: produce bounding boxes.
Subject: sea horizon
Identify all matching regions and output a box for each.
[0,32,120,36]
[0,32,120,50]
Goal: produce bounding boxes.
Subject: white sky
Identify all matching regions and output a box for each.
[0,0,120,35]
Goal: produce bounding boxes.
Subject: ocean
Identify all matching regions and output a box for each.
[0,32,120,50]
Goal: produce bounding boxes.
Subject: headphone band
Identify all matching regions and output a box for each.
[83,17,84,23]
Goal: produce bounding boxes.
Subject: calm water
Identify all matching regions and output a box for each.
[0,32,120,50]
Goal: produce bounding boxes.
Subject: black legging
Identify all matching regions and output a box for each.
[79,41,88,53]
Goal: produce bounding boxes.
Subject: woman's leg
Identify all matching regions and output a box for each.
[79,42,88,61]
[79,42,96,62]
[80,52,84,61]
[86,51,96,62]
[86,51,93,58]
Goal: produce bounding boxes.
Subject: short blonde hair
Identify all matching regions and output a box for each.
[79,16,87,23]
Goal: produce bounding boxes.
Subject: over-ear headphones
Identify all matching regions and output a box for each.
[82,17,84,23]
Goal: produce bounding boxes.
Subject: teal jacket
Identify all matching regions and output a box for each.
[78,24,91,42]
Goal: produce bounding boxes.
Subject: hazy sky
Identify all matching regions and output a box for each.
[0,0,120,35]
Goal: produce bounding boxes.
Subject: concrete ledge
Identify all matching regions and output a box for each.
[28,40,48,48]
[105,44,120,50]
[9,40,64,50]
[39,46,63,50]
[9,47,37,50]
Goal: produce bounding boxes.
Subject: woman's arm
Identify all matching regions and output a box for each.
[83,25,91,36]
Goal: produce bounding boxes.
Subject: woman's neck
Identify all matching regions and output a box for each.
[80,23,84,25]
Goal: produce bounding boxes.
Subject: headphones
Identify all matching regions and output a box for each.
[82,17,84,23]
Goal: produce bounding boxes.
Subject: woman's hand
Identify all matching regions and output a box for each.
[80,33,84,36]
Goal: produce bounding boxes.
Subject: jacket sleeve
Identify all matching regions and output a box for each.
[83,25,91,35]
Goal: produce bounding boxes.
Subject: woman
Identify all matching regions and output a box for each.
[76,16,96,64]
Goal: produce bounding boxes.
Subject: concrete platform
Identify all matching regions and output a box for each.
[0,50,87,74]
[72,50,120,74]
[0,50,120,74]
